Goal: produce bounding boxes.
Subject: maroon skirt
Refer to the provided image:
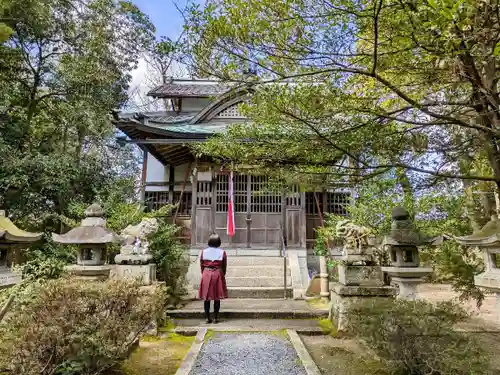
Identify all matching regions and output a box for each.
[198,267,228,301]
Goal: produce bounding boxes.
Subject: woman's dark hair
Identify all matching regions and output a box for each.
[208,233,222,248]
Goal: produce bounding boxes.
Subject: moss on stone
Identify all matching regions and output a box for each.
[306,299,330,310]
[318,318,338,337]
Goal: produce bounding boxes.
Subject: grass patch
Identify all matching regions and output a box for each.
[141,335,165,343]
[120,334,194,375]
[158,319,176,333]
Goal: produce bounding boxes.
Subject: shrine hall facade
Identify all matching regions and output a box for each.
[113,79,350,255]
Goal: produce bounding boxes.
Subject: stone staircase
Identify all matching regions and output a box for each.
[186,255,295,299]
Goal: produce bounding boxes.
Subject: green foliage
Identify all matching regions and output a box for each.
[0,0,152,226]
[148,222,188,296]
[420,241,485,307]
[314,175,485,305]
[185,0,500,187]
[0,277,169,375]
[346,299,489,375]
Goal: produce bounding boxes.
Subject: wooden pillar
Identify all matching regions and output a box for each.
[190,161,198,247]
[168,165,175,204]
[211,167,217,233]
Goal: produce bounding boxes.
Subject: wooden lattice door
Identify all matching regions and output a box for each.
[215,174,282,248]
[215,174,249,246]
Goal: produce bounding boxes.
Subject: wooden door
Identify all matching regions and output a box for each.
[286,185,303,247]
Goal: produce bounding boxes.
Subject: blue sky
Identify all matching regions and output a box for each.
[132,0,186,39]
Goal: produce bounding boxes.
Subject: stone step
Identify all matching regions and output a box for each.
[226,276,292,288]
[227,256,287,266]
[225,265,291,278]
[229,287,292,299]
[168,306,327,320]
[169,318,325,335]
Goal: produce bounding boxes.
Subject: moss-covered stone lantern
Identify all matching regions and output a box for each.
[52,204,122,279]
[380,207,434,300]
[0,210,42,288]
[455,216,500,305]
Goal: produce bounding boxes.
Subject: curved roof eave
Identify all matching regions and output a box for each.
[190,84,254,125]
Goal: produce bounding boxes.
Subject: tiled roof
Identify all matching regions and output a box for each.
[116,112,197,124]
[145,122,230,135]
[148,82,230,98]
[147,114,195,124]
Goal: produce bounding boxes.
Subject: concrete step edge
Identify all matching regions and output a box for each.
[168,327,326,335]
[226,276,292,280]
[167,310,329,319]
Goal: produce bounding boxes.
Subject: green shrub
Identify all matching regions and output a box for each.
[0,277,169,375]
[345,299,488,375]
[148,222,188,296]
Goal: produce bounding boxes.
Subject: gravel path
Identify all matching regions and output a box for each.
[189,332,308,375]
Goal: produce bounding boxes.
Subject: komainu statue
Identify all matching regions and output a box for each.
[335,219,373,251]
[115,218,159,265]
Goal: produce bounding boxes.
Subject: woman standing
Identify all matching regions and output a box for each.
[198,233,228,323]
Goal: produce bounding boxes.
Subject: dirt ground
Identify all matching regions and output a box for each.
[417,283,500,330]
[301,335,387,375]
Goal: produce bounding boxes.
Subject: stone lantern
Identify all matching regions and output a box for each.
[380,207,434,300]
[52,204,122,280]
[0,210,42,288]
[455,216,500,306]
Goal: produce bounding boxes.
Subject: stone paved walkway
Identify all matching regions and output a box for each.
[189,332,308,375]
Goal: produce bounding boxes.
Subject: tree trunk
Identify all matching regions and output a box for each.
[395,167,415,214]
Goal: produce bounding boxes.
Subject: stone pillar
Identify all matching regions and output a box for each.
[392,277,419,300]
[319,255,330,302]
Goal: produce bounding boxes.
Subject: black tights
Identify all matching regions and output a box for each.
[204,300,220,315]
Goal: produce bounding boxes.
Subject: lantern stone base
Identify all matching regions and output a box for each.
[109,264,157,285]
[66,265,111,280]
[337,265,384,286]
[0,270,21,289]
[381,267,433,300]
[329,283,397,331]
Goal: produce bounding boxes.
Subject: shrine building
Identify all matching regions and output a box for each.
[112,78,350,260]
